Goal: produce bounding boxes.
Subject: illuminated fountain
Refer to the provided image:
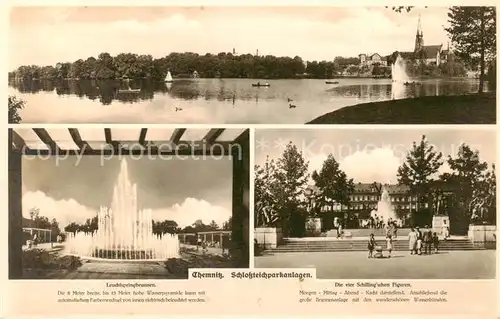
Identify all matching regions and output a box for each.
[377,187,397,224]
[64,159,180,260]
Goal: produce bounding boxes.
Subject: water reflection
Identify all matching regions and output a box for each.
[8,78,487,124]
[10,78,483,106]
[328,80,483,101]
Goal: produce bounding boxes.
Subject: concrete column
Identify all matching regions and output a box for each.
[9,129,23,279]
[211,233,214,242]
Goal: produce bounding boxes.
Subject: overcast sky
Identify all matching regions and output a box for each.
[255,128,497,185]
[22,155,232,228]
[9,6,451,69]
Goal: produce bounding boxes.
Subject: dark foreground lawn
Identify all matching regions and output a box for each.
[307,93,496,124]
[20,248,234,279]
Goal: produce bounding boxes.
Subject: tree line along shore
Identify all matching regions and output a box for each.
[9,51,474,82]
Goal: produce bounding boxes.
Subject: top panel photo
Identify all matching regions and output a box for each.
[8,6,496,125]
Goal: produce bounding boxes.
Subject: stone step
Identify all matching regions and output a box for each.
[264,247,483,254]
[325,228,413,237]
[262,238,491,253]
[281,240,471,246]
[267,245,482,253]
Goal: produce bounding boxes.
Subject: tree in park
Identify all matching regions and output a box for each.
[311,154,355,215]
[437,143,493,233]
[222,216,232,230]
[254,157,280,227]
[445,7,496,93]
[397,135,443,211]
[468,164,496,224]
[257,142,309,235]
[443,144,492,226]
[446,143,488,204]
[208,220,219,230]
[8,95,24,124]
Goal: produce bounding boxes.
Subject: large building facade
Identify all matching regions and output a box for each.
[307,183,422,216]
[305,182,440,229]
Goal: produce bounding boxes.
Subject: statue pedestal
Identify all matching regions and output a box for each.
[254,228,283,249]
[432,215,449,235]
[468,225,496,244]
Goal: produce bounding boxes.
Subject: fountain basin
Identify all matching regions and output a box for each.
[63,252,176,262]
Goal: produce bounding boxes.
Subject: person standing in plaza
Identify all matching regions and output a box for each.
[338,219,343,239]
[386,234,393,258]
[423,225,433,254]
[197,234,202,251]
[367,233,376,258]
[408,227,417,255]
[415,227,422,255]
[441,219,450,240]
[432,232,440,254]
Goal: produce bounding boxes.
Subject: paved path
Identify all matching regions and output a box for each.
[255,250,495,279]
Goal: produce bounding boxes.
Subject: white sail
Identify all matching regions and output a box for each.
[165,71,173,82]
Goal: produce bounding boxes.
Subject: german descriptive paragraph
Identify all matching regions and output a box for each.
[298,282,448,304]
[56,282,207,304]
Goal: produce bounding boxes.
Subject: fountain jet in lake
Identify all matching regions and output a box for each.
[391,55,409,83]
[64,159,180,260]
[390,55,409,100]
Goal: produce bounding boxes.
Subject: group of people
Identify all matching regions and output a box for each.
[407,226,440,255]
[367,233,394,258]
[367,220,450,258]
[196,236,230,254]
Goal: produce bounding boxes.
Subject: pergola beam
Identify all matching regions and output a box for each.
[170,129,186,144]
[104,128,121,150]
[20,142,236,157]
[32,128,61,153]
[68,128,93,151]
[138,128,148,146]
[11,130,28,151]
[203,129,225,144]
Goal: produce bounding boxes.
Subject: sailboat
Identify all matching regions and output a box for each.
[165,71,173,83]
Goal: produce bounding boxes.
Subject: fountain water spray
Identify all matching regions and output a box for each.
[377,187,397,224]
[390,55,410,100]
[64,159,180,260]
[391,55,409,83]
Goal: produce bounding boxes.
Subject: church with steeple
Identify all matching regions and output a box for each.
[394,15,450,66]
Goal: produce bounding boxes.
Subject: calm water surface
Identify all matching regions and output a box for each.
[9,78,484,124]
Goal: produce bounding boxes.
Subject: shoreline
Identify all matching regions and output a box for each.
[9,76,471,81]
[307,93,496,124]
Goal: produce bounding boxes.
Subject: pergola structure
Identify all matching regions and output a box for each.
[9,128,250,279]
[23,227,52,243]
[178,230,232,245]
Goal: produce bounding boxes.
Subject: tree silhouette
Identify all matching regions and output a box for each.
[311,154,355,215]
[445,7,496,93]
[397,135,443,210]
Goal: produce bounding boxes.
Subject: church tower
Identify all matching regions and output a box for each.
[414,15,424,53]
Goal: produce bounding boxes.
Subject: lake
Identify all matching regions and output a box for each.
[9,78,485,124]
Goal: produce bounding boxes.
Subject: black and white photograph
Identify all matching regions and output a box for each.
[8,6,496,124]
[8,128,250,279]
[254,128,496,279]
